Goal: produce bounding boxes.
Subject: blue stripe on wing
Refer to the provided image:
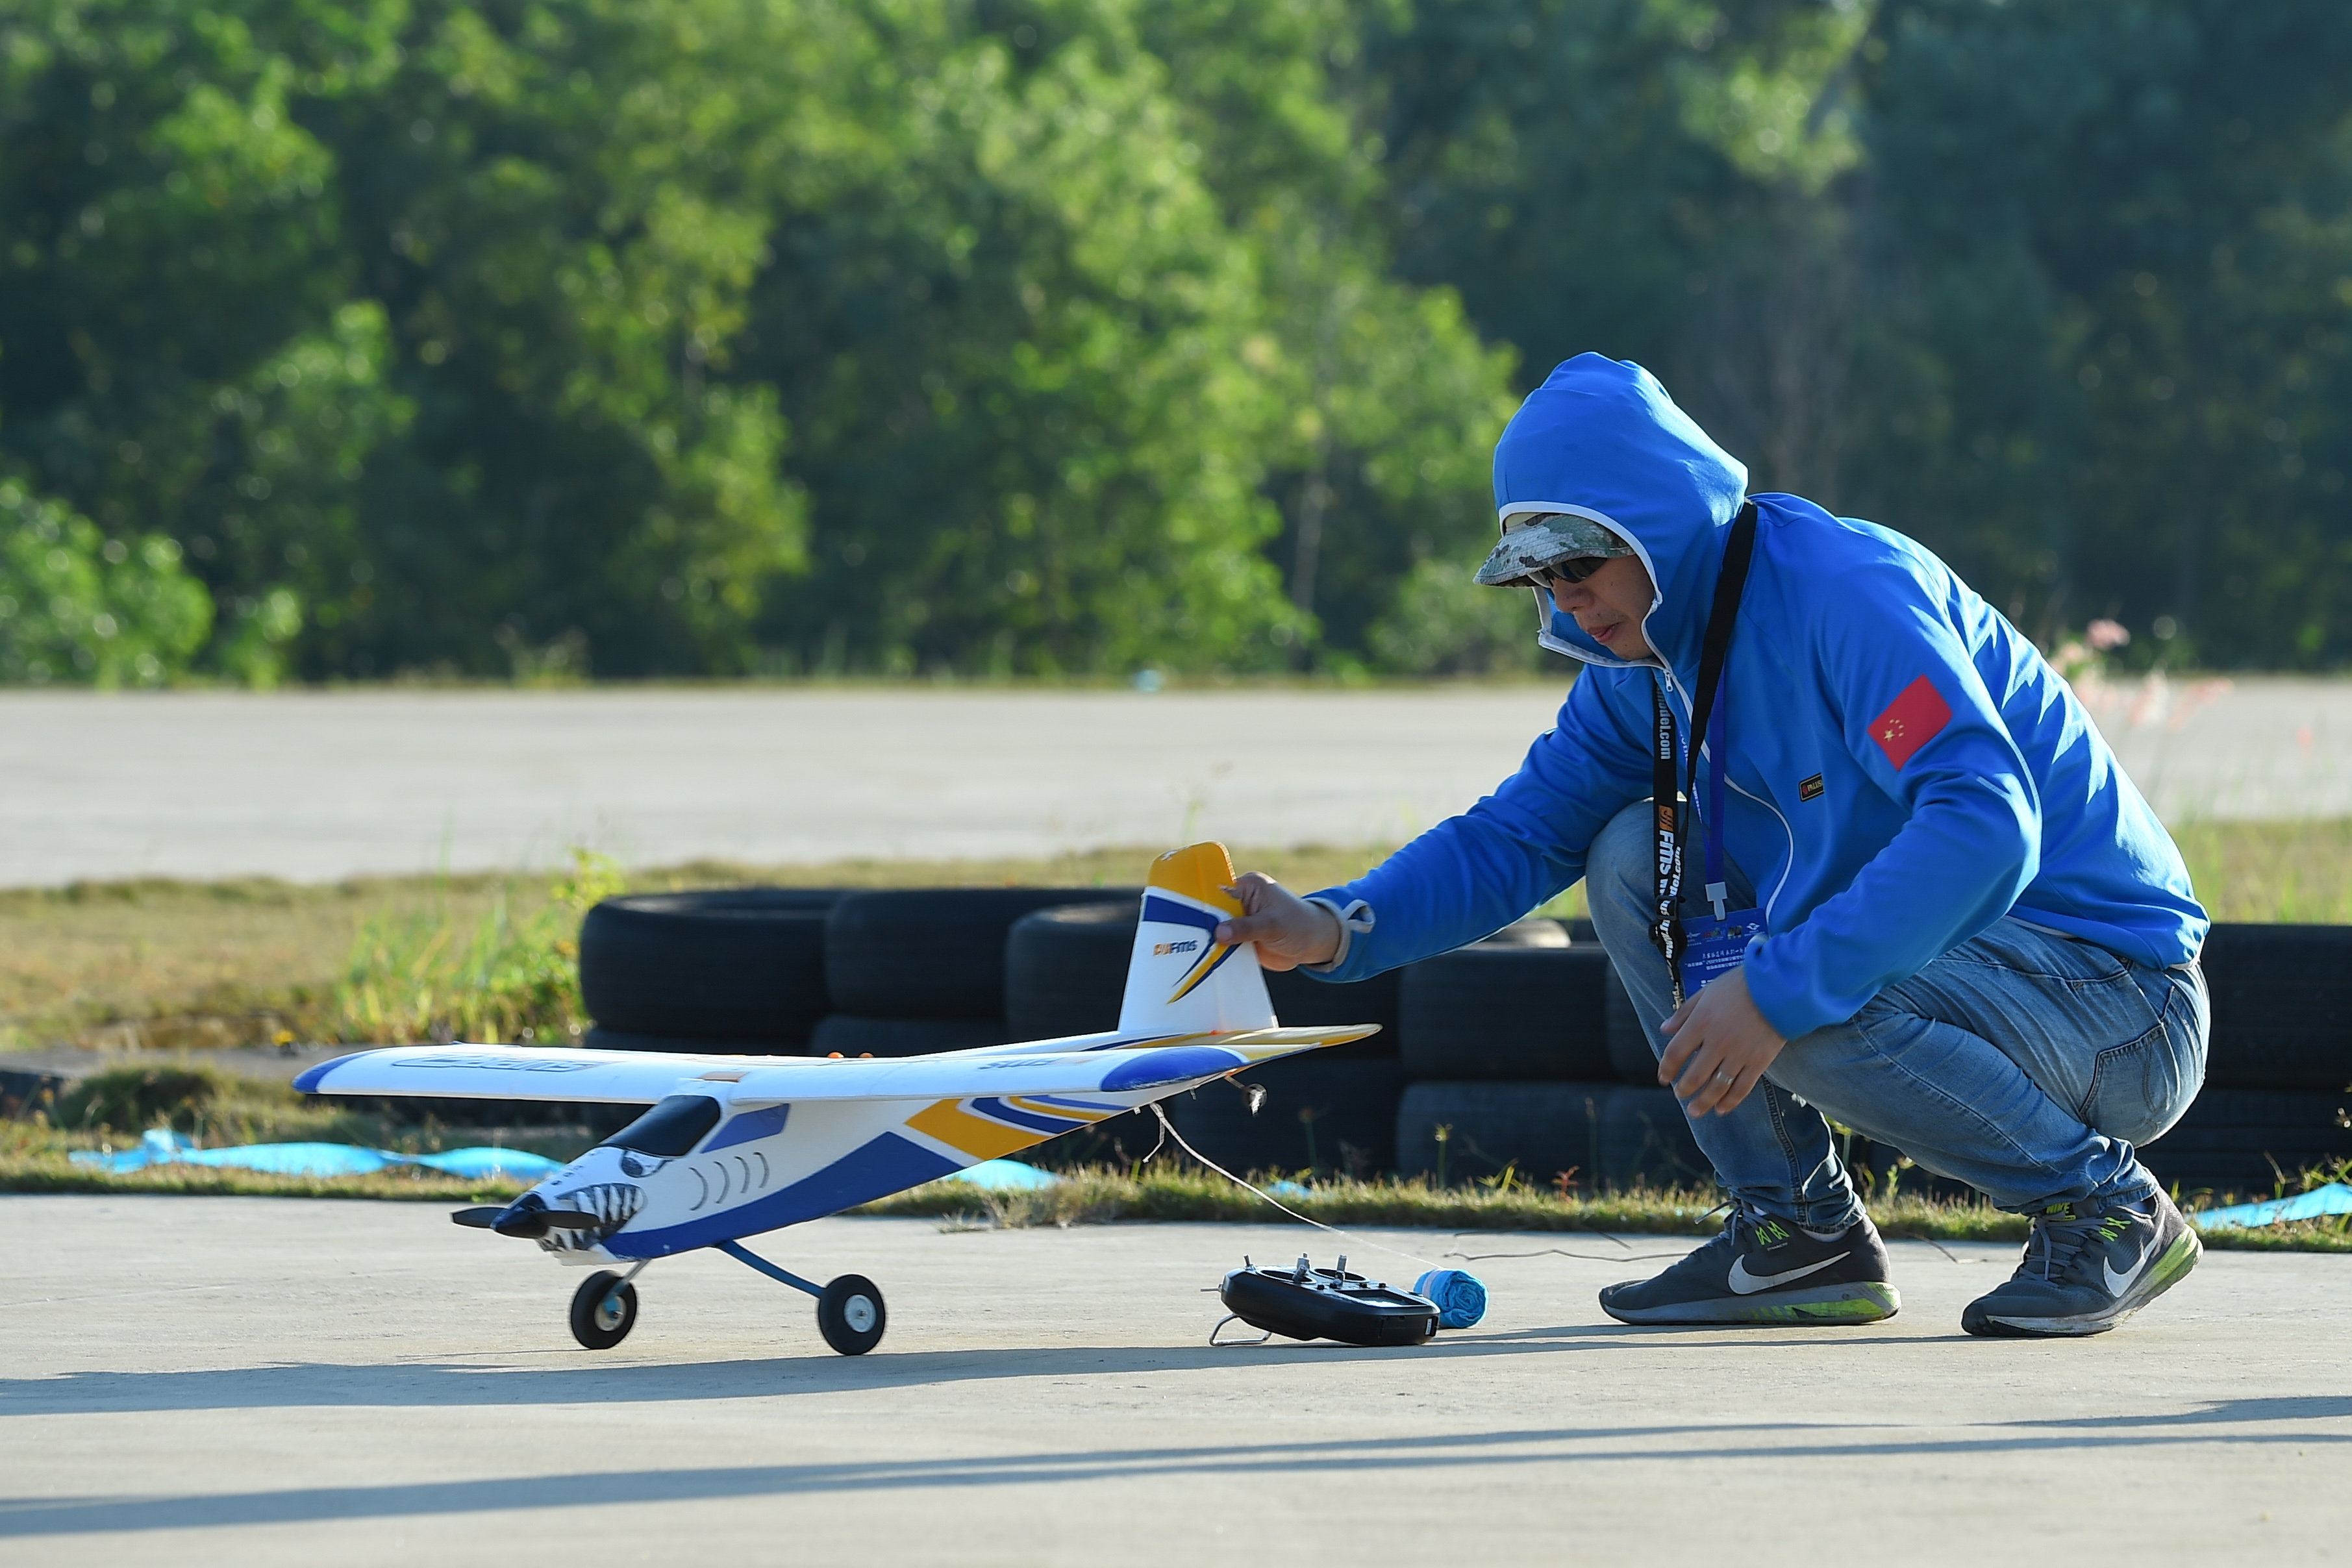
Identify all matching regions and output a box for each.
[969,1097,1081,1135]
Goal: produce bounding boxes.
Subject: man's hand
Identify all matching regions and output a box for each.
[1658,967,1786,1115]
[1212,871,1342,972]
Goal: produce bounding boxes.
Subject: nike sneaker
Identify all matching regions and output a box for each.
[1598,1208,1900,1326]
[1960,1185,2201,1338]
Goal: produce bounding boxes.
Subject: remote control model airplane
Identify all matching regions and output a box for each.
[295,844,1373,1356]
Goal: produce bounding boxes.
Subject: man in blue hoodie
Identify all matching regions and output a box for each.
[1217,354,2208,1338]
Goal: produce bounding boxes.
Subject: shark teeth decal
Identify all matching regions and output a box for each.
[534,1181,645,1253]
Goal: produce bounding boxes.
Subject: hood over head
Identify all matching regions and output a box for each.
[1489,353,1748,673]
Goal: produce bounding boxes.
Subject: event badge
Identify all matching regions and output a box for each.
[1678,908,1763,998]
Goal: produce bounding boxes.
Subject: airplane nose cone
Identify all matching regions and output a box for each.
[491,1199,553,1239]
[491,1203,550,1241]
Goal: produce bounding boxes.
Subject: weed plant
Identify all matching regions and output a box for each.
[326,849,625,1046]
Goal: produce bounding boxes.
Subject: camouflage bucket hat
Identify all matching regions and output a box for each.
[1472,512,1634,588]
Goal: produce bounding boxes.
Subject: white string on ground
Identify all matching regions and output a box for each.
[1147,1102,1442,1273]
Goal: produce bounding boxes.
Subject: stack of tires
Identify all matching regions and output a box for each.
[812,888,1138,1057]
[1003,901,1405,1176]
[580,890,843,1053]
[1392,921,1709,1193]
[2141,923,2352,1200]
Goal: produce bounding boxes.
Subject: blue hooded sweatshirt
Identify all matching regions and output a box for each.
[1308,354,2206,1039]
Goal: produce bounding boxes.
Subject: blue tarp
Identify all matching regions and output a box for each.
[69,1129,562,1181]
[2192,1182,2352,1230]
[942,1158,1060,1191]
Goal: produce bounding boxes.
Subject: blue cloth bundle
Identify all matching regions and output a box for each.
[1412,1268,1490,1329]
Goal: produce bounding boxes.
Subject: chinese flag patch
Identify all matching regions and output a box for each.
[1868,675,1951,770]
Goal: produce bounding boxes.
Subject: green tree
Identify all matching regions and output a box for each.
[0,474,212,684]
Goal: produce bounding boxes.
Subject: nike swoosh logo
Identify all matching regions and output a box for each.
[2103,1238,2156,1298]
[1727,1251,1849,1295]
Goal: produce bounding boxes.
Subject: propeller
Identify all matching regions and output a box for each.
[454,1197,608,1239]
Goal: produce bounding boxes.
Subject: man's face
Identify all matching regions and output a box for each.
[1548,554,1656,660]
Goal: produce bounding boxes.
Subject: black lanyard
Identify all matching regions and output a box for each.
[1649,500,1758,1008]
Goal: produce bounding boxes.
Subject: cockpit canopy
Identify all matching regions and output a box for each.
[599,1095,723,1158]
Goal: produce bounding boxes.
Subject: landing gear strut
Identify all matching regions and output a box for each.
[560,1244,887,1355]
[716,1238,889,1356]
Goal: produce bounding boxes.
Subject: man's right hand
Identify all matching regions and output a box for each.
[1212,871,1342,971]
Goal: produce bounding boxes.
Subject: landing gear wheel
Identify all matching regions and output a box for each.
[569,1271,638,1350]
[816,1274,886,1355]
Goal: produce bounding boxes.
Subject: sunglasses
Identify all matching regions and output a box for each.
[1532,556,1610,588]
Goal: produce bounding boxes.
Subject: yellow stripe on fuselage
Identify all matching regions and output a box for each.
[903,1099,1051,1162]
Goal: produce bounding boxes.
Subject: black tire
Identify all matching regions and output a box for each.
[2201,925,2352,1091]
[1394,1080,1614,1187]
[1261,965,1401,1060]
[1604,962,1659,1084]
[1598,1086,1714,1191]
[2141,1088,2352,1199]
[1165,1058,1407,1178]
[817,1274,886,1355]
[0,1067,64,1121]
[809,1015,1012,1058]
[1398,945,1612,1080]
[568,1271,638,1350]
[825,888,1138,1019]
[580,890,838,1041]
[1005,902,1136,1041]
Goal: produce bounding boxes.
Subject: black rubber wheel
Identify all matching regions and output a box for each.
[580,890,839,1041]
[1394,1080,1614,1187]
[825,888,1137,1019]
[568,1271,639,1350]
[817,1274,887,1355]
[1398,945,1612,1080]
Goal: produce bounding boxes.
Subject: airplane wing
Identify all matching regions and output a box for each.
[292,1027,1376,1106]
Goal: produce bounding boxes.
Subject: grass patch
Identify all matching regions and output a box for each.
[2171,817,2352,923]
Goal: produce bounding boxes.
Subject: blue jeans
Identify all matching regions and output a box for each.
[1586,799,2208,1228]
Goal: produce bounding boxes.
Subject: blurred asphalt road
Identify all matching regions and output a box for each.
[2,675,2346,886]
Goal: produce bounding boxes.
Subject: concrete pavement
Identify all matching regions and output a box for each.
[3,1196,2347,1563]
[5,675,2350,887]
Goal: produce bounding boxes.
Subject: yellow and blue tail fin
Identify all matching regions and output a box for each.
[1117,842,1279,1036]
